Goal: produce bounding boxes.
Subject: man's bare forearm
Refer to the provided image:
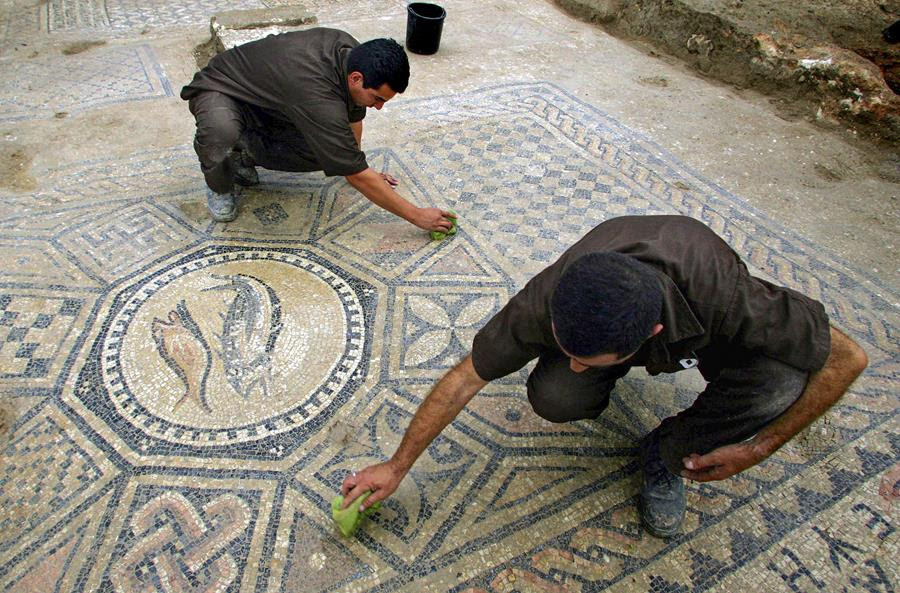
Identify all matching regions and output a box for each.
[390,355,488,473]
[346,167,417,221]
[340,355,488,508]
[350,121,363,148]
[752,325,868,456]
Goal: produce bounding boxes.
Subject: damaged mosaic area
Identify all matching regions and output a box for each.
[0,81,897,593]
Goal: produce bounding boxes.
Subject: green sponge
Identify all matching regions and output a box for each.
[430,212,458,241]
[331,491,381,537]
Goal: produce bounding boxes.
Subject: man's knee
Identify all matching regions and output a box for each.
[189,95,246,166]
[526,376,609,423]
[727,356,808,418]
[656,356,808,470]
[194,116,243,163]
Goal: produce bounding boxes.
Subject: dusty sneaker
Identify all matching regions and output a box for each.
[639,429,685,537]
[206,188,238,222]
[231,151,259,187]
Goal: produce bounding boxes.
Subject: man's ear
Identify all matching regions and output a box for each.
[348,71,364,87]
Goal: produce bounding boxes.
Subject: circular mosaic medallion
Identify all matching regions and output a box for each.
[95,248,367,448]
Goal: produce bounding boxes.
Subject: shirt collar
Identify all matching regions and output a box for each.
[339,47,354,106]
[655,271,704,342]
[637,271,705,364]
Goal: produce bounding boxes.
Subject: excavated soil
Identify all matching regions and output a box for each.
[556,0,900,145]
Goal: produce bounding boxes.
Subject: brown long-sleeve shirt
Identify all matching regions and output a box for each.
[472,215,831,381]
[181,28,368,176]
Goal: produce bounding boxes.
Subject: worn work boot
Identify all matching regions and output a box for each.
[231,151,259,187]
[206,187,239,222]
[639,429,686,537]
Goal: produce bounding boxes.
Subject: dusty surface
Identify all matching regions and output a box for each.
[556,0,900,145]
[0,142,37,192]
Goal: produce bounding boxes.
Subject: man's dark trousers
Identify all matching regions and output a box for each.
[188,90,322,193]
[526,352,808,473]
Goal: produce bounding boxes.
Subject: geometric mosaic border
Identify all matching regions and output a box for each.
[0,81,896,593]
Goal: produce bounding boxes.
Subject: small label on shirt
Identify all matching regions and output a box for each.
[678,357,699,369]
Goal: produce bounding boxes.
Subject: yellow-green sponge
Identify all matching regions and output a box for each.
[331,491,381,537]
[430,212,458,241]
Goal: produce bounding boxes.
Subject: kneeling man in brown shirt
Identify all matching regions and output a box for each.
[181,27,454,230]
[342,215,868,537]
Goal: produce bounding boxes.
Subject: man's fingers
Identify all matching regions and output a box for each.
[342,478,370,509]
[342,485,364,509]
[441,210,456,220]
[360,488,386,511]
[681,465,723,482]
[340,471,358,497]
[683,451,720,471]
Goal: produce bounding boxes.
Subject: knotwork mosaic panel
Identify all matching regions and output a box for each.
[0,82,896,593]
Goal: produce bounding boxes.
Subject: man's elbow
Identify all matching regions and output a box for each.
[846,340,868,376]
[831,326,868,378]
[344,167,371,184]
[451,355,489,398]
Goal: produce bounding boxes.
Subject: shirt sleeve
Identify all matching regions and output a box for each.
[471,277,553,381]
[722,269,831,372]
[285,101,368,177]
[349,104,366,123]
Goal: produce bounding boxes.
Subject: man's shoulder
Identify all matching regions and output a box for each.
[588,214,714,239]
[279,27,359,47]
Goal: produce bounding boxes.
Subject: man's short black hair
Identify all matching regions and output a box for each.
[550,252,663,358]
[348,38,410,93]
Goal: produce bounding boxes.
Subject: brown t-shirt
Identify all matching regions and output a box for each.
[181,28,368,177]
[471,215,831,381]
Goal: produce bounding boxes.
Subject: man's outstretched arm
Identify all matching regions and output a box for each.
[341,355,488,510]
[350,121,363,148]
[345,167,453,232]
[349,121,398,186]
[681,325,868,481]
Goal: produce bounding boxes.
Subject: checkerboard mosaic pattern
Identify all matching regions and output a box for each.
[0,81,896,592]
[0,44,172,122]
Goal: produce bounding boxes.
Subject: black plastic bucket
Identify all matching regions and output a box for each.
[406,3,446,55]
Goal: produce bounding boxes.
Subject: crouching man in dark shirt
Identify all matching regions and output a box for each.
[341,215,868,537]
[181,27,454,230]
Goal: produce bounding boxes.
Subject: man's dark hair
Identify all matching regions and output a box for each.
[550,252,663,358]
[348,38,410,93]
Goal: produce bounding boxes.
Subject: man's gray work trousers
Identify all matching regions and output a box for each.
[526,351,808,474]
[188,91,321,193]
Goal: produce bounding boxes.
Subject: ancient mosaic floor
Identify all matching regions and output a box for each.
[1,3,898,593]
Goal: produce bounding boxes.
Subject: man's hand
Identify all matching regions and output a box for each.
[412,207,455,233]
[341,462,405,510]
[681,441,767,482]
[345,168,454,232]
[380,172,399,187]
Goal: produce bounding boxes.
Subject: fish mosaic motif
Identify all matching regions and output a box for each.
[66,246,371,456]
[151,300,212,412]
[204,273,283,401]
